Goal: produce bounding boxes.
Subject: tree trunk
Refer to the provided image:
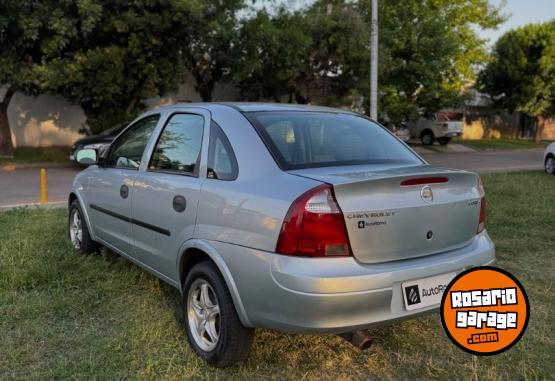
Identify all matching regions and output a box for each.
[199,85,213,102]
[193,67,214,102]
[0,86,15,158]
[126,96,139,115]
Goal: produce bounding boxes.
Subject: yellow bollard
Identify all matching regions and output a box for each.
[40,168,48,205]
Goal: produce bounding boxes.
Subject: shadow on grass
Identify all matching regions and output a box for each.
[159,279,183,328]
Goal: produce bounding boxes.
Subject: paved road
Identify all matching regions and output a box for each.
[0,166,81,208]
[0,148,545,208]
[421,148,544,173]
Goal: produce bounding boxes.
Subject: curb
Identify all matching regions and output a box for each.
[1,163,76,172]
[0,201,67,211]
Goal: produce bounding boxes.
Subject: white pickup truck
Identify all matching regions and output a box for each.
[406,112,464,145]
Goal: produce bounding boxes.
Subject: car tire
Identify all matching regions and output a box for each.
[545,155,555,175]
[69,200,101,254]
[421,130,435,145]
[437,137,451,145]
[183,261,254,367]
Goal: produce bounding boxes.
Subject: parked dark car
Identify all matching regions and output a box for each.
[70,123,127,164]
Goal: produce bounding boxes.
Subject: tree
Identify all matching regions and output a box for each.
[295,0,369,105]
[30,0,201,134]
[0,0,47,157]
[234,0,503,122]
[184,0,244,102]
[479,21,555,141]
[357,0,505,123]
[233,2,368,105]
[0,0,201,148]
[233,8,311,102]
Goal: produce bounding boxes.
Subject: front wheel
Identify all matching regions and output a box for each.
[545,155,555,175]
[69,200,100,254]
[437,137,451,145]
[421,131,435,145]
[183,261,254,367]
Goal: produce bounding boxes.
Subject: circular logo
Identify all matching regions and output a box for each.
[440,266,529,356]
[421,186,433,203]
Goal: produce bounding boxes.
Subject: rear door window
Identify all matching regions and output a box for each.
[148,113,204,176]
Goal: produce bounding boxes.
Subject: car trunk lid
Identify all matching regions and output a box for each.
[288,164,481,263]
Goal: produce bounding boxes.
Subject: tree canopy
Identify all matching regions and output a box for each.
[358,0,504,122]
[233,0,504,123]
[0,0,509,156]
[479,20,555,129]
[0,0,203,156]
[233,8,311,102]
[184,0,244,102]
[27,0,202,133]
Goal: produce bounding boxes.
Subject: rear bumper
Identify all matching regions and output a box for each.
[211,231,495,334]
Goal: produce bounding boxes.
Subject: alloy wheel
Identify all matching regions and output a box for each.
[421,133,434,145]
[546,157,555,174]
[69,209,83,249]
[187,279,221,352]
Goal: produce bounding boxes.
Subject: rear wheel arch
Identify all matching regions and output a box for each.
[420,128,435,138]
[179,248,212,287]
[177,242,252,327]
[420,129,435,145]
[68,192,78,208]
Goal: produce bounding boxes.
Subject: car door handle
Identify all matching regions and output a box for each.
[173,195,186,212]
[120,184,129,199]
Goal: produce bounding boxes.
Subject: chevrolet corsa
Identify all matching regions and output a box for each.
[69,103,495,367]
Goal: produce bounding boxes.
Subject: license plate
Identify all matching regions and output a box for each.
[402,272,456,311]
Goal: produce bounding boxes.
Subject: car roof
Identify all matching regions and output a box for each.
[151,102,359,115]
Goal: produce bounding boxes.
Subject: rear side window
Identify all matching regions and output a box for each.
[207,122,238,180]
[105,115,159,169]
[248,111,421,170]
[149,113,204,176]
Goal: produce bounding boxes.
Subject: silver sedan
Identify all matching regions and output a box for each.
[69,103,495,367]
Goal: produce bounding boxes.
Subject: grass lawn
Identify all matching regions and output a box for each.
[0,146,70,166]
[0,171,553,380]
[455,138,550,151]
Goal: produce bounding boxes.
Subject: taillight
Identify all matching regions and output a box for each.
[477,177,486,234]
[276,184,352,257]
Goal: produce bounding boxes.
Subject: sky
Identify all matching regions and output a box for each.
[269,0,554,45]
[480,0,555,44]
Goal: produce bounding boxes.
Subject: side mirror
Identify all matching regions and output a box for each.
[76,149,98,165]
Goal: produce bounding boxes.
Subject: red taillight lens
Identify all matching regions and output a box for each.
[477,177,486,234]
[276,184,352,257]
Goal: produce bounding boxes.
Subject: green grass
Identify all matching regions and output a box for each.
[1,171,553,380]
[0,146,70,165]
[455,138,550,151]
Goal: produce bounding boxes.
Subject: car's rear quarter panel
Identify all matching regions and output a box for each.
[195,106,322,252]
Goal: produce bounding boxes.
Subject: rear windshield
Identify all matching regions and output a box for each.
[247,111,422,170]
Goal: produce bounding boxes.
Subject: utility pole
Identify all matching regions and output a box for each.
[369,0,378,120]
